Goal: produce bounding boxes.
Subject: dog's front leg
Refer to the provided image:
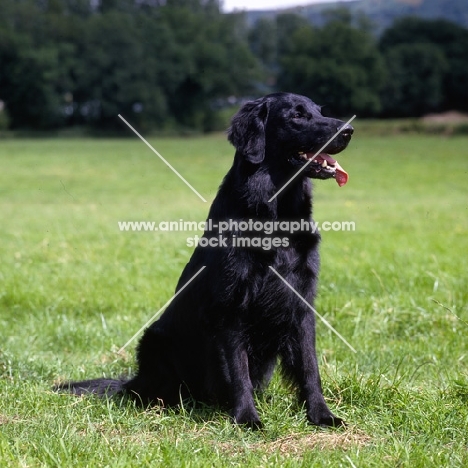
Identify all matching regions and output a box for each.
[281,312,344,427]
[221,337,261,428]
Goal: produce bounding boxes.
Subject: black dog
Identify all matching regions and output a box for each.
[57,93,353,428]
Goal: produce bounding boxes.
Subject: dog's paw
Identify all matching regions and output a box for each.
[235,417,263,430]
[308,411,346,428]
[232,407,263,430]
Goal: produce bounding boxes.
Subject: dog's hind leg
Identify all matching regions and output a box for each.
[123,326,184,406]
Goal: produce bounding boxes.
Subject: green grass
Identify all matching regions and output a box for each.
[1,133,467,467]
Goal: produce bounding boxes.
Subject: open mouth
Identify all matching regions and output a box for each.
[297,152,349,187]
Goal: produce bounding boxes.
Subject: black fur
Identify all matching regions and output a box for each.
[56,93,354,428]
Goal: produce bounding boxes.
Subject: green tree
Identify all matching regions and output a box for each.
[0,0,87,128]
[275,13,310,57]
[380,17,468,112]
[277,17,385,117]
[71,10,168,130]
[381,43,448,117]
[248,13,317,92]
[248,18,277,74]
[156,4,258,130]
[0,26,71,129]
[0,0,259,131]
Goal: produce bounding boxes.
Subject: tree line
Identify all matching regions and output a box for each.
[0,0,467,131]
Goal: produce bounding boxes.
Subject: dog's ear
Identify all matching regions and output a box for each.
[227,98,270,164]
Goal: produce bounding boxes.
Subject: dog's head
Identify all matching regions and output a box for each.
[228,93,353,186]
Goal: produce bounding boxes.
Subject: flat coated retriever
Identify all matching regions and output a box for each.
[56,92,354,428]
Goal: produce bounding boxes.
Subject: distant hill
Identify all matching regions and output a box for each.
[245,0,468,32]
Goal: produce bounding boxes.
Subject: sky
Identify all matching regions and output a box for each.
[222,0,354,13]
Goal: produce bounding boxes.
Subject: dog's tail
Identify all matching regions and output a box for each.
[54,378,127,397]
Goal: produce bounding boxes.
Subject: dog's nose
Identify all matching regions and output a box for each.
[340,124,354,139]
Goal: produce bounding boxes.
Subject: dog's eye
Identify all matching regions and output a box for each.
[293,112,303,119]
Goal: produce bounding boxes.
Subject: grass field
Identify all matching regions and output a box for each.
[1,130,467,467]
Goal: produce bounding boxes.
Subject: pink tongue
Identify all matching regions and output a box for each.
[335,166,349,187]
[314,153,349,187]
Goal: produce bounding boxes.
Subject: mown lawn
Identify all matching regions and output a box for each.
[0,131,467,467]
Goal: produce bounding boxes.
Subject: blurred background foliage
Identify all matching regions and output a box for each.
[0,0,467,132]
